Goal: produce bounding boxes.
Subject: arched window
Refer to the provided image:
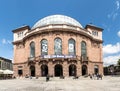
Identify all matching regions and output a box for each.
[41,39,48,55]
[68,39,76,55]
[30,42,35,57]
[81,41,87,57]
[54,38,62,55]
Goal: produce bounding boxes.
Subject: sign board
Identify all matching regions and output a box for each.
[40,55,76,59]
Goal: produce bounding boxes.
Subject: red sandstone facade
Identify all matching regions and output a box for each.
[13,15,103,77]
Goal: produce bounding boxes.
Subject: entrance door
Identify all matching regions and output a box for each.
[41,65,48,77]
[18,69,23,76]
[82,65,87,76]
[94,65,99,75]
[30,66,35,77]
[54,64,63,76]
[69,64,76,76]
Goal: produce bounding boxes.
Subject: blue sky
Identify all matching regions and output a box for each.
[0,0,120,66]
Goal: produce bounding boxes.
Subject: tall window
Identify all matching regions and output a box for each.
[81,41,87,57]
[68,39,76,55]
[41,39,48,55]
[30,42,35,57]
[54,38,62,55]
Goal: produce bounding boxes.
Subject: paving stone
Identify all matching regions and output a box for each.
[0,76,120,91]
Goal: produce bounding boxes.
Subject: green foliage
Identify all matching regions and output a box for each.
[117,59,120,66]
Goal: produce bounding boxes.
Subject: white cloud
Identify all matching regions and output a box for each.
[117,31,120,37]
[2,39,11,44]
[107,12,118,20]
[107,0,120,20]
[103,42,120,55]
[103,54,120,66]
[116,0,120,10]
[113,13,118,20]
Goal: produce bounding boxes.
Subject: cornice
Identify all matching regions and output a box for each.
[13,24,103,44]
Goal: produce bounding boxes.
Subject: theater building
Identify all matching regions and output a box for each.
[13,15,103,77]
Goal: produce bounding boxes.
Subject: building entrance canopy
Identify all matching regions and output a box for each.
[0,69,13,74]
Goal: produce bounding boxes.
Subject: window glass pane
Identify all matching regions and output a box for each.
[41,39,48,55]
[68,39,75,55]
[54,38,62,55]
[30,42,35,57]
[81,41,87,57]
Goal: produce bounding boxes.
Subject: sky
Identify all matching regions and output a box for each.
[0,0,120,66]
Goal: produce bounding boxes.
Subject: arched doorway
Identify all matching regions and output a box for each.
[30,66,35,77]
[82,65,87,76]
[41,65,48,76]
[94,65,99,75]
[69,64,76,76]
[54,64,63,76]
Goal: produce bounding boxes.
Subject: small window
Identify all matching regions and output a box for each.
[17,31,24,38]
[92,31,98,36]
[18,66,23,68]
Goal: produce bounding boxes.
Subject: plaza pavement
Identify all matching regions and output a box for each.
[0,76,120,91]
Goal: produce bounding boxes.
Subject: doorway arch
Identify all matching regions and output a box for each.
[54,64,63,77]
[82,65,87,76]
[30,65,35,77]
[94,65,99,75]
[69,64,76,76]
[41,65,48,76]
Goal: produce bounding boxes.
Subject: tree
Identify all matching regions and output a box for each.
[117,59,120,66]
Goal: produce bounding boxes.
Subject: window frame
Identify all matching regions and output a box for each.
[41,39,48,55]
[54,37,62,55]
[68,38,76,55]
[30,41,35,57]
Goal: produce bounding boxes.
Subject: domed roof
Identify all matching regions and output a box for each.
[32,14,83,29]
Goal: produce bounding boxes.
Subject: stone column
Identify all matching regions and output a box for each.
[48,61,54,76]
[76,62,81,76]
[63,61,69,77]
[13,64,18,77]
[35,62,40,76]
[24,63,29,77]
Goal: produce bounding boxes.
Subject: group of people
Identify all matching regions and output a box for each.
[89,73,102,80]
[24,73,103,81]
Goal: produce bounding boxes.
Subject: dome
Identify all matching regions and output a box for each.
[32,14,83,29]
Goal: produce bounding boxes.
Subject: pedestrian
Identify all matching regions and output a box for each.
[99,74,102,80]
[46,74,49,82]
[89,74,92,79]
[97,73,99,80]
[30,76,32,79]
[92,73,95,80]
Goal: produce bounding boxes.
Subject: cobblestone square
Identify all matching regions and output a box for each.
[0,76,120,91]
